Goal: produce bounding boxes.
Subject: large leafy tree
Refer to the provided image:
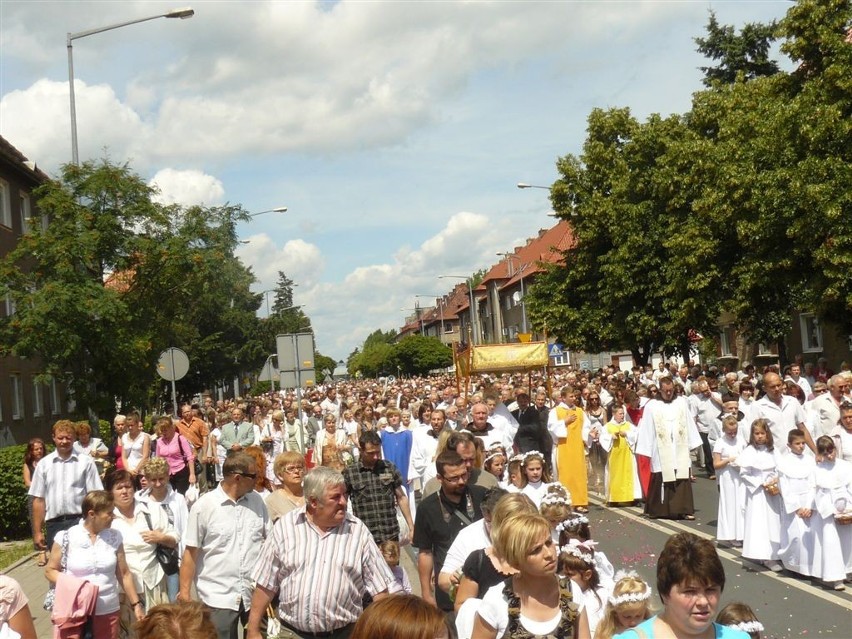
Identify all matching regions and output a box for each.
[687,0,852,360]
[527,108,722,365]
[389,335,453,376]
[0,160,265,414]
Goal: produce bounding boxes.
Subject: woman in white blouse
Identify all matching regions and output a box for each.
[107,469,177,636]
[45,490,142,638]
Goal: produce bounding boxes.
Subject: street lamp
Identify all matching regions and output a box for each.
[439,275,479,345]
[516,182,552,191]
[497,253,530,335]
[248,206,288,218]
[415,294,446,338]
[67,7,195,164]
[400,306,426,337]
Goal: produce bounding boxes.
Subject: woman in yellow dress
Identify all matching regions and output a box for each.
[549,386,589,512]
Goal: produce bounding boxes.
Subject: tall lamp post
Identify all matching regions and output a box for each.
[439,275,479,345]
[399,306,426,337]
[67,7,195,165]
[415,294,446,340]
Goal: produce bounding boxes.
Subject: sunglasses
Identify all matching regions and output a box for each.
[233,472,257,480]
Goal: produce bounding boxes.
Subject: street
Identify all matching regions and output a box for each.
[585,476,852,639]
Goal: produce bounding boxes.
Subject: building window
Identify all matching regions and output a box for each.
[719,326,735,356]
[4,294,15,317]
[799,313,822,353]
[0,179,11,228]
[50,378,60,415]
[444,322,454,333]
[19,192,31,234]
[32,380,43,417]
[10,374,24,419]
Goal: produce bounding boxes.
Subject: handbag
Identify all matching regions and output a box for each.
[43,529,70,610]
[142,511,180,576]
[177,435,203,478]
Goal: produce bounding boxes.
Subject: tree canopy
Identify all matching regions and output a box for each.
[527,1,851,365]
[0,159,267,414]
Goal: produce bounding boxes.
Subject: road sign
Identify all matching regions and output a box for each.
[548,343,564,358]
[157,348,189,381]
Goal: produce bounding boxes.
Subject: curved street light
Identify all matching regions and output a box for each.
[67,7,195,164]
[517,182,552,191]
[248,206,288,218]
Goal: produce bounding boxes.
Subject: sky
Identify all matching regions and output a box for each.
[0,0,794,361]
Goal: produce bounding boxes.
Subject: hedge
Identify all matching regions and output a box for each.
[0,444,32,541]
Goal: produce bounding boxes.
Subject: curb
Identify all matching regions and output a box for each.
[1,553,37,575]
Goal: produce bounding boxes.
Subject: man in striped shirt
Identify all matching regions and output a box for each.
[29,420,103,552]
[247,466,398,639]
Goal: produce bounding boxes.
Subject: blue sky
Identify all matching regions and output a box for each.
[0,0,793,360]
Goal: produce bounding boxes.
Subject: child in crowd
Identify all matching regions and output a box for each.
[600,406,641,505]
[560,539,612,637]
[556,512,615,588]
[737,419,783,571]
[520,450,551,506]
[713,414,747,547]
[379,540,412,594]
[595,570,654,639]
[716,602,764,639]
[812,435,852,590]
[778,428,818,579]
[539,484,573,543]
[483,445,507,484]
[505,455,526,492]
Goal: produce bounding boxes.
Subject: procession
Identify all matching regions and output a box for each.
[9,359,851,639]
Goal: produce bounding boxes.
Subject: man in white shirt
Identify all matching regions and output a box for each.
[179,452,270,639]
[787,363,813,401]
[320,387,342,420]
[689,379,723,479]
[808,374,849,438]
[755,372,815,453]
[29,420,103,552]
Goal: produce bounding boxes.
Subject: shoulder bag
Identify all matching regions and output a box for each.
[43,530,69,610]
[141,510,180,576]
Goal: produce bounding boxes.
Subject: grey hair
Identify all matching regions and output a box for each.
[303,466,345,502]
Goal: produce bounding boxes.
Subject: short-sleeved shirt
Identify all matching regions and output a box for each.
[413,485,486,611]
[183,485,270,610]
[28,451,103,520]
[343,459,403,544]
[0,575,28,624]
[462,549,508,598]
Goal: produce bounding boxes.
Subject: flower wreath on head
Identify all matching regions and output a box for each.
[555,514,589,533]
[540,493,572,508]
[509,453,526,464]
[608,570,653,605]
[520,450,546,466]
[483,447,507,464]
[559,538,596,564]
[727,621,764,634]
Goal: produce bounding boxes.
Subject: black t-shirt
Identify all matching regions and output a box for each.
[462,548,510,598]
[412,485,486,611]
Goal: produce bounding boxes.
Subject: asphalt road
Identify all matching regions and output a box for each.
[585,474,852,639]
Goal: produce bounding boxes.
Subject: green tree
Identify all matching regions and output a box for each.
[0,160,265,414]
[527,108,721,365]
[271,271,295,313]
[389,335,452,376]
[694,11,780,86]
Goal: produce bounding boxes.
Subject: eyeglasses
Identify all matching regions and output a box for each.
[234,472,257,480]
[440,471,469,484]
[284,466,304,474]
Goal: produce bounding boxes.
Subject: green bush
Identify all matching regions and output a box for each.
[0,445,32,541]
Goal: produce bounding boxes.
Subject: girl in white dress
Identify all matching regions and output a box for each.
[737,418,783,571]
[812,435,852,589]
[560,539,612,638]
[520,451,550,507]
[777,429,817,578]
[713,415,747,547]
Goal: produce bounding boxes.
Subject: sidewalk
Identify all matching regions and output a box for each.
[3,552,51,637]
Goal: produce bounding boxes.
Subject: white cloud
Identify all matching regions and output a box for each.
[237,236,326,291]
[149,168,225,207]
[0,79,145,170]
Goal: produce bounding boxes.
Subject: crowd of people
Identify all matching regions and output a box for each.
[18,355,852,638]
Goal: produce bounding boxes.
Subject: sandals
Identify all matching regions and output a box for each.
[37,551,48,567]
[683,514,696,521]
[574,506,589,514]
